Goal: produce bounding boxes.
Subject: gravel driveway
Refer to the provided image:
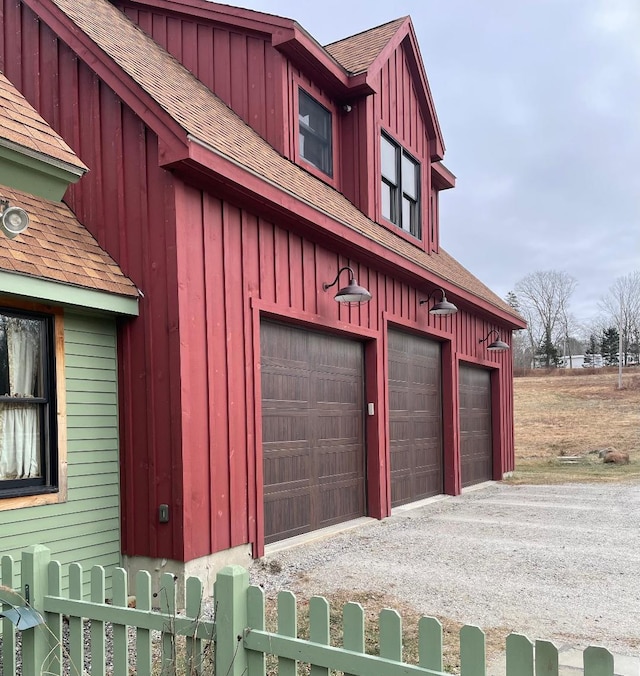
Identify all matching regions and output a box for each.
[249,482,640,657]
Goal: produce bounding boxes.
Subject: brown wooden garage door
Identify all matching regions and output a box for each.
[261,322,366,544]
[459,365,493,487]
[388,330,443,506]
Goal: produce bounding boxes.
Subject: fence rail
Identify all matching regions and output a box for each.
[0,545,619,676]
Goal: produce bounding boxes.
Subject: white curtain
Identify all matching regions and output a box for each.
[0,318,40,480]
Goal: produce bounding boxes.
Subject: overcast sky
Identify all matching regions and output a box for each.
[227,0,639,329]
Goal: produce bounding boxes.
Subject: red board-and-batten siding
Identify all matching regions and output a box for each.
[0,0,515,563]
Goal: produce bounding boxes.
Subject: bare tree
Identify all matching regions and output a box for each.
[598,271,640,364]
[514,270,577,367]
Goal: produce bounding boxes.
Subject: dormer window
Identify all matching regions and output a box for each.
[381,133,420,239]
[299,89,333,177]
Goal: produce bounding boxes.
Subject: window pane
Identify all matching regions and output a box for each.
[0,402,41,479]
[299,90,332,175]
[0,313,46,483]
[402,153,418,199]
[381,136,397,183]
[382,182,393,221]
[300,131,331,174]
[402,196,412,232]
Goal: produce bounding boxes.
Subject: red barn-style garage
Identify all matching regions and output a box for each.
[0,0,525,585]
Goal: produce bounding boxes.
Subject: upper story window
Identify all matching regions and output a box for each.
[0,309,57,499]
[299,89,333,177]
[381,133,420,239]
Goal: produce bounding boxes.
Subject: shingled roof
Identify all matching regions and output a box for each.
[324,17,407,74]
[44,0,518,321]
[0,184,138,297]
[0,71,87,173]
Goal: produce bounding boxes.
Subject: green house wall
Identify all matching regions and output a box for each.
[0,311,121,593]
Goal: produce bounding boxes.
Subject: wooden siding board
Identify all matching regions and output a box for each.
[223,201,249,546]
[203,192,231,552]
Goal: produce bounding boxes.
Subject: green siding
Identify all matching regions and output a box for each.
[0,312,121,593]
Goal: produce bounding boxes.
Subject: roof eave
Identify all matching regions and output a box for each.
[0,269,139,316]
[272,25,375,98]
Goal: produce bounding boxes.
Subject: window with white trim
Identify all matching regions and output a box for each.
[0,308,57,498]
[381,133,421,238]
[299,89,333,177]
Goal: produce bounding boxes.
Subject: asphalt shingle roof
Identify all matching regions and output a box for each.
[0,71,87,172]
[324,17,407,74]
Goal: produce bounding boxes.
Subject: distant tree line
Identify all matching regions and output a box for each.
[507,270,640,369]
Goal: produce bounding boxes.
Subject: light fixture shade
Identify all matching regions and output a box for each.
[420,288,458,315]
[1,205,30,239]
[430,297,458,315]
[323,266,373,304]
[334,278,372,303]
[487,339,510,351]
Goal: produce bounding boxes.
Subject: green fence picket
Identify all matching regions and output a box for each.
[90,565,107,676]
[46,561,63,676]
[418,616,443,673]
[112,568,129,675]
[506,633,533,676]
[68,562,85,676]
[584,646,614,676]
[380,608,403,662]
[460,625,486,676]
[247,585,267,676]
[309,595,330,676]
[535,640,558,676]
[277,590,298,676]
[343,601,365,676]
[135,570,153,676]
[159,571,178,675]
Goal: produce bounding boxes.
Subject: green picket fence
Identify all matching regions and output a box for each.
[0,545,618,676]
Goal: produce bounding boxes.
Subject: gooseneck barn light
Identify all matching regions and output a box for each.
[322,265,372,303]
[479,329,510,351]
[419,288,458,315]
[0,199,30,240]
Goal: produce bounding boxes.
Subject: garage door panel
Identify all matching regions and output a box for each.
[459,365,492,488]
[263,448,310,486]
[262,411,309,438]
[264,490,311,539]
[388,330,444,507]
[261,322,365,544]
[262,370,309,402]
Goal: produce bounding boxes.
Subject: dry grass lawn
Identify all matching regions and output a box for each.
[511,370,640,483]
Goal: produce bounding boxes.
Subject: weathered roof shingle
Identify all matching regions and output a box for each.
[0,71,87,172]
[324,17,407,74]
[0,183,138,297]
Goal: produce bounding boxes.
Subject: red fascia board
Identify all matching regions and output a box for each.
[165,138,524,329]
[431,162,456,190]
[23,0,191,161]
